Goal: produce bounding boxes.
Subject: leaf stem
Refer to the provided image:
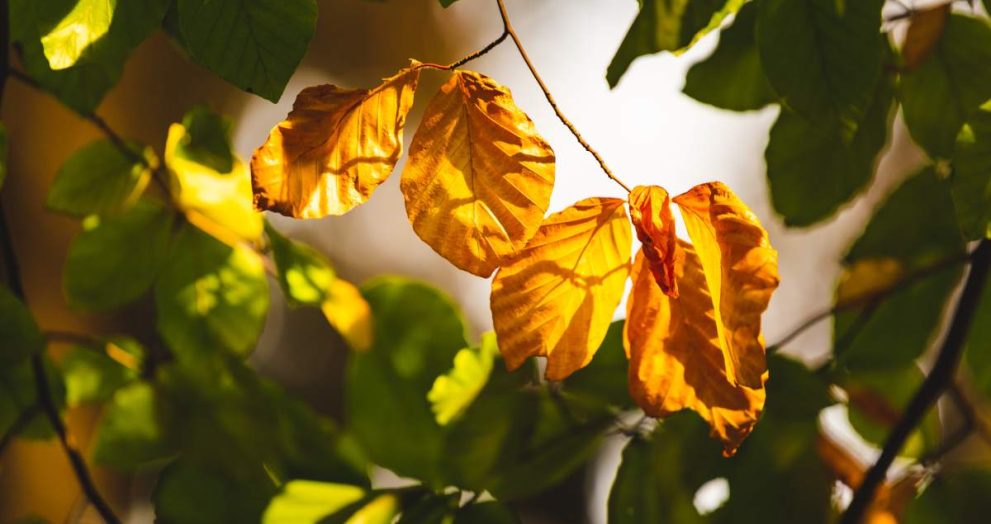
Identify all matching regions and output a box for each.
[494,0,631,193]
[842,239,991,523]
[416,29,510,71]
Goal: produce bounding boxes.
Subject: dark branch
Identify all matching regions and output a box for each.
[842,239,991,523]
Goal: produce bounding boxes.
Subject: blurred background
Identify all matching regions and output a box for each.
[0,0,931,522]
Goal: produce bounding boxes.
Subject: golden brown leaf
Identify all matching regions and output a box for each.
[321,278,373,352]
[491,197,632,380]
[902,4,950,71]
[629,185,682,297]
[251,65,421,218]
[625,246,766,456]
[401,70,555,277]
[673,182,779,389]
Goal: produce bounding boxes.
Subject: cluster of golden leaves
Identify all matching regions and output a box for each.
[251,61,779,454]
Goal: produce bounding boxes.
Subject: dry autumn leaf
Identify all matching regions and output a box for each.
[401,70,555,277]
[902,4,951,71]
[491,197,631,380]
[251,65,421,218]
[629,185,682,297]
[625,245,766,456]
[673,182,779,389]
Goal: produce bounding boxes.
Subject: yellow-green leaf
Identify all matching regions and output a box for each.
[401,70,555,277]
[427,331,499,426]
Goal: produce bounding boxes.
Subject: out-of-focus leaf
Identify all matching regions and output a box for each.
[964,269,991,398]
[609,412,721,524]
[64,199,173,311]
[607,0,743,87]
[756,0,884,133]
[683,2,774,112]
[428,332,499,426]
[905,468,991,524]
[166,109,262,243]
[346,278,467,484]
[491,197,631,380]
[439,0,459,7]
[61,344,139,406]
[951,102,991,240]
[396,492,459,524]
[0,358,64,440]
[39,0,115,70]
[92,381,173,468]
[453,503,521,524]
[674,182,779,388]
[174,0,316,102]
[401,70,555,277]
[838,365,940,458]
[0,124,7,190]
[900,14,991,158]
[10,0,170,113]
[766,71,894,226]
[321,278,373,352]
[0,286,44,364]
[626,245,765,455]
[154,224,269,360]
[902,4,950,71]
[47,140,157,217]
[266,221,335,306]
[154,458,278,524]
[629,185,681,295]
[252,66,420,218]
[565,320,635,410]
[262,481,366,524]
[836,168,965,371]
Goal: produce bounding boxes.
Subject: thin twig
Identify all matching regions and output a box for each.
[494,0,631,193]
[767,251,971,353]
[842,239,991,523]
[416,29,510,71]
[0,404,40,458]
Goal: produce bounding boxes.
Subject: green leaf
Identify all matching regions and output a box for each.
[61,344,138,406]
[428,331,498,426]
[0,124,7,190]
[154,224,269,360]
[564,320,635,410]
[11,0,171,113]
[900,14,991,159]
[396,492,459,524]
[906,468,991,524]
[607,0,743,87]
[453,503,521,524]
[64,199,173,311]
[765,62,894,226]
[174,0,317,102]
[609,412,720,524]
[439,0,459,7]
[262,481,366,524]
[0,357,65,440]
[92,381,174,469]
[683,2,775,112]
[964,270,991,398]
[47,140,157,217]
[266,221,335,307]
[839,365,940,458]
[346,278,467,484]
[951,102,991,240]
[154,458,278,524]
[176,107,235,174]
[0,286,44,364]
[836,168,965,371]
[40,0,116,70]
[756,0,884,133]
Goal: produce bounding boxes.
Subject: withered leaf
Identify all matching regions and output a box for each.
[251,65,420,218]
[673,182,779,389]
[629,185,682,297]
[625,245,766,456]
[402,70,555,277]
[491,197,631,380]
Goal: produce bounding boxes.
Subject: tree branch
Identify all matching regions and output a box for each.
[494,0,631,193]
[842,239,991,523]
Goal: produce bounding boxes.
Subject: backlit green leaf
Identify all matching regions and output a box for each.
[428,331,498,426]
[262,481,366,524]
[951,102,991,240]
[61,344,138,406]
[154,224,269,360]
[47,140,157,217]
[64,199,173,311]
[266,221,335,307]
[92,381,173,469]
[40,0,116,70]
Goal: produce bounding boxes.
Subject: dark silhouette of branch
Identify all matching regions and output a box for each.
[842,239,991,523]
